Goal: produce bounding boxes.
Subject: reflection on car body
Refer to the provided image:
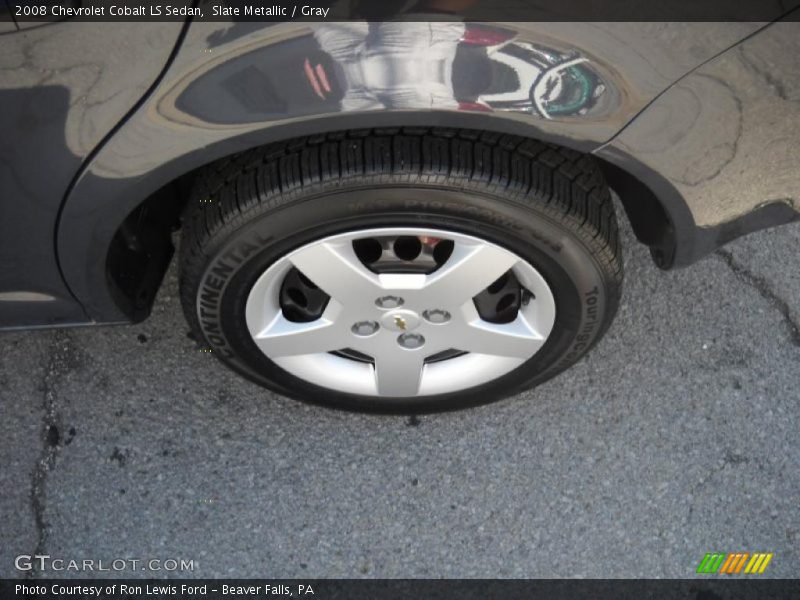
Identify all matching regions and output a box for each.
[312,22,606,119]
[176,23,607,124]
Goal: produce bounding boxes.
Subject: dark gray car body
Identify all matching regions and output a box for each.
[1,16,798,329]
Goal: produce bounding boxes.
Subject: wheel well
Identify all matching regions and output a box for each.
[595,158,676,268]
[105,128,677,320]
[105,175,191,321]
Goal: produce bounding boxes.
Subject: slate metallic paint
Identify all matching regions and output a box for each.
[0,21,185,327]
[1,19,798,329]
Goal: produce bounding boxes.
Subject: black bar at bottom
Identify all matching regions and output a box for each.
[2,579,800,600]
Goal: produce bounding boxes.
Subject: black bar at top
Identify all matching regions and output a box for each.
[6,0,800,23]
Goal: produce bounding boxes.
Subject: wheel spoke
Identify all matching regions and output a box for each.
[373,349,426,397]
[415,242,519,307]
[289,241,381,303]
[253,304,344,357]
[453,305,545,358]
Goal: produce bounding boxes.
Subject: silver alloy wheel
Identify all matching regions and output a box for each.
[244,228,556,397]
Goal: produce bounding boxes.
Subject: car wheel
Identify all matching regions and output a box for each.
[179,128,622,413]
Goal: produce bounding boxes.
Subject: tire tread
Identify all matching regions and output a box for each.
[180,128,622,358]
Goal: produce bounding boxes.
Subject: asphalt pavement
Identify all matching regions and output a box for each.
[1,214,798,579]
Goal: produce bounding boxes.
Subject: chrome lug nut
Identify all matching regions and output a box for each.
[375,295,404,309]
[351,321,380,337]
[423,309,451,324]
[398,333,425,349]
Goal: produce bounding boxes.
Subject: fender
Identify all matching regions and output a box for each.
[598,19,800,266]
[57,21,769,323]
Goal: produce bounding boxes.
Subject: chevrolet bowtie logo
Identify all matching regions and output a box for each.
[393,316,407,331]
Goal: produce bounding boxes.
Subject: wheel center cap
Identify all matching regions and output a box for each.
[381,309,421,332]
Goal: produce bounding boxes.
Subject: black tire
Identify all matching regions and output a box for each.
[179,128,622,413]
